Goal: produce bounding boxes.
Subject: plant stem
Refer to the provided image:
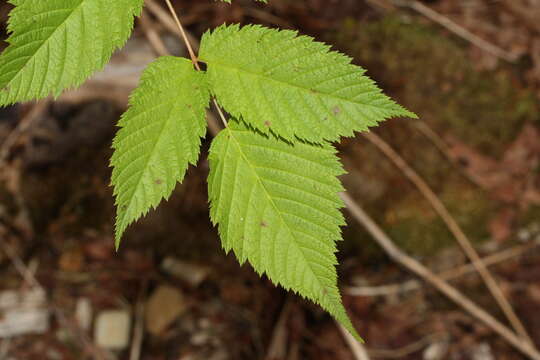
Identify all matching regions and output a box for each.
[162,0,228,128]
[164,0,199,68]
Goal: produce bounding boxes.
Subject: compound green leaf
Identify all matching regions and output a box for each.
[200,24,416,143]
[208,120,360,340]
[0,0,143,105]
[111,57,210,248]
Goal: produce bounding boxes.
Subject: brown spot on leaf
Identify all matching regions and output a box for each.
[260,221,268,228]
[264,121,272,127]
[332,106,341,115]
[154,179,163,185]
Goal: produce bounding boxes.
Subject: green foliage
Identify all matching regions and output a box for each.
[0,0,143,105]
[0,1,416,341]
[111,57,210,246]
[200,24,415,143]
[208,120,357,337]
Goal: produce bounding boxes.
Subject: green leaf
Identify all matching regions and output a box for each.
[111,57,210,248]
[0,0,143,105]
[208,120,360,340]
[200,24,416,143]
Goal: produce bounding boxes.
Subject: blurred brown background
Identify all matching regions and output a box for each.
[0,0,539,359]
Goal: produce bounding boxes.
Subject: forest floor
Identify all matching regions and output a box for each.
[0,0,540,359]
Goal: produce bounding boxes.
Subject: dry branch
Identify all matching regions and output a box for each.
[341,193,540,360]
[362,131,533,345]
[346,241,539,297]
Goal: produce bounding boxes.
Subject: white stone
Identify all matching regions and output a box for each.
[94,310,131,350]
[161,257,209,287]
[75,298,93,331]
[471,343,494,360]
[0,288,49,338]
[423,341,448,360]
[145,286,186,335]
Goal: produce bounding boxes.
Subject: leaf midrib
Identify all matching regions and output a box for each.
[1,0,86,90]
[206,60,406,113]
[226,127,331,299]
[116,100,178,243]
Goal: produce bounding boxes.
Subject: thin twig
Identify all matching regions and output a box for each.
[163,0,198,66]
[341,193,540,360]
[390,0,517,62]
[367,333,446,359]
[499,0,540,35]
[265,299,292,360]
[160,0,228,128]
[346,240,539,297]
[1,240,40,289]
[145,0,192,46]
[338,322,371,360]
[0,101,49,169]
[129,280,148,360]
[411,121,484,188]
[0,339,10,360]
[139,9,169,56]
[362,131,534,345]
[141,1,223,134]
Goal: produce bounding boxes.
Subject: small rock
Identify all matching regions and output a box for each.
[94,310,131,350]
[46,348,63,360]
[58,248,85,272]
[517,228,531,242]
[145,285,186,336]
[208,349,229,360]
[470,343,494,360]
[161,257,209,287]
[75,298,92,331]
[0,287,49,337]
[423,341,448,360]
[190,332,210,346]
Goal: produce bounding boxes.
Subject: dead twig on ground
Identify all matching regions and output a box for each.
[243,8,293,29]
[341,193,540,360]
[0,339,10,360]
[389,0,517,62]
[145,0,199,52]
[367,333,446,359]
[362,131,534,345]
[338,322,371,360]
[0,238,40,289]
[139,9,169,57]
[346,240,539,296]
[0,101,49,239]
[129,280,148,360]
[411,121,485,188]
[0,101,49,169]
[265,298,292,360]
[499,0,540,35]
